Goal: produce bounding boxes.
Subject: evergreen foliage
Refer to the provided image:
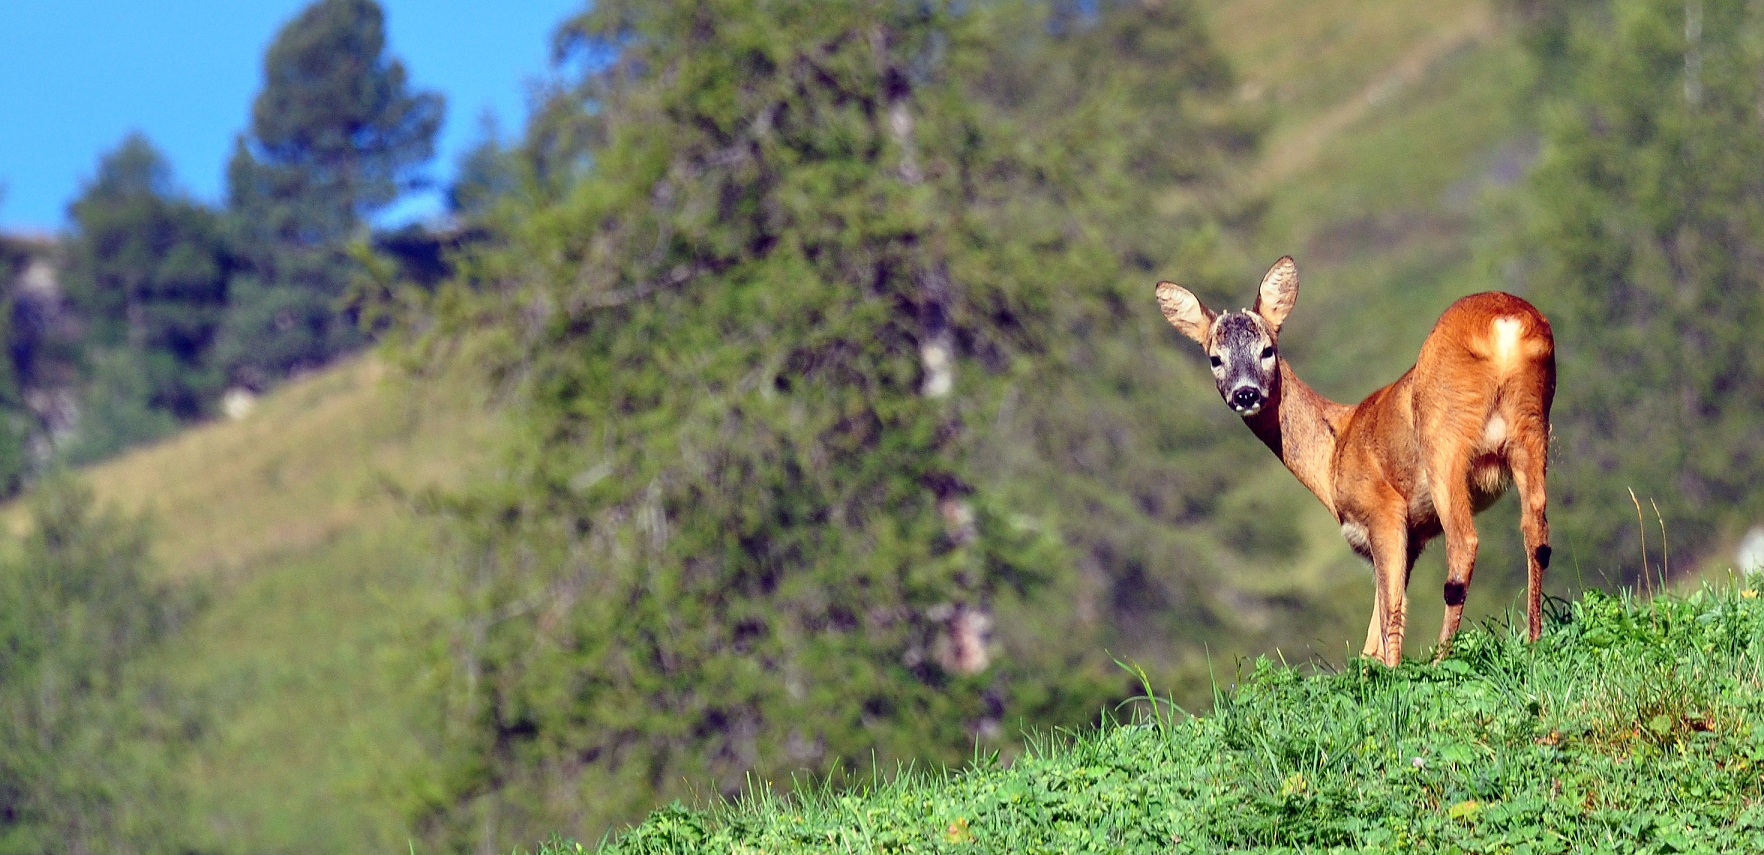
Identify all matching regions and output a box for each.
[62,134,231,458]
[16,1,1764,848]
[1517,0,1764,576]
[0,237,41,496]
[447,116,523,222]
[0,479,197,854]
[237,0,444,236]
[412,0,1261,848]
[219,0,444,388]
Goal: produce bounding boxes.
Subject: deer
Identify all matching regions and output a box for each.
[1154,257,1556,667]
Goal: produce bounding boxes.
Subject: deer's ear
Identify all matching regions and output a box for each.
[1253,256,1298,334]
[1156,282,1216,345]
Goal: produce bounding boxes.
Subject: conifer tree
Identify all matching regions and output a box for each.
[416,1,1257,847]
[63,133,231,455]
[218,0,443,388]
[1520,0,1764,575]
[0,238,36,496]
[447,116,521,222]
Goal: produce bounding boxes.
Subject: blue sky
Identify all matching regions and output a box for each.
[0,0,584,234]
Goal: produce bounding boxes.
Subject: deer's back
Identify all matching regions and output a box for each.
[1329,293,1555,528]
[1412,292,1555,420]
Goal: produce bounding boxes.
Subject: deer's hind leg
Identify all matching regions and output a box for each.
[1426,438,1484,661]
[1508,417,1551,641]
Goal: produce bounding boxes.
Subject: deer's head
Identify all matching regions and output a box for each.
[1155,256,1298,418]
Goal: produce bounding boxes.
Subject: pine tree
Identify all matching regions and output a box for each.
[446,116,521,222]
[217,0,444,388]
[0,237,38,497]
[1519,0,1764,577]
[414,1,1259,848]
[63,133,231,450]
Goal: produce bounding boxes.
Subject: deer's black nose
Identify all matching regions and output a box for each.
[1231,387,1263,411]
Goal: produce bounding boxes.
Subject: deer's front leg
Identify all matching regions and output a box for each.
[1363,512,1412,668]
[1362,589,1382,660]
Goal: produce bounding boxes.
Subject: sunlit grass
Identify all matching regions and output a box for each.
[4,3,1670,851]
[36,353,503,852]
[1213,0,1493,130]
[163,519,453,852]
[575,580,1764,853]
[66,355,499,580]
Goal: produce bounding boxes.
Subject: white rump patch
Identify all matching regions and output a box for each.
[1491,317,1523,368]
[1481,413,1508,448]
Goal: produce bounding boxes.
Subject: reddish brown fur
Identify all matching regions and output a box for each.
[1157,259,1555,667]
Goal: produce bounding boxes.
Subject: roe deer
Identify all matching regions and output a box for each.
[1155,257,1555,666]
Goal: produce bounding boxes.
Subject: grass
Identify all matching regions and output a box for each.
[9,3,1695,850]
[54,355,502,853]
[1212,0,1502,192]
[157,519,452,852]
[68,356,499,580]
[1243,13,1536,398]
[560,580,1764,853]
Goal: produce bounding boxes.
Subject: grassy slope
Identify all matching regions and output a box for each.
[592,582,1764,853]
[28,1,1692,850]
[68,357,502,853]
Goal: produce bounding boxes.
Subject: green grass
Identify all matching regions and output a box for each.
[50,355,499,853]
[157,519,451,852]
[66,357,498,580]
[562,581,1764,853]
[1214,0,1502,197]
[15,4,1714,850]
[1245,14,1535,398]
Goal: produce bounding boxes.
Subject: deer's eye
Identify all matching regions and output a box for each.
[1260,346,1275,360]
[1209,355,1223,368]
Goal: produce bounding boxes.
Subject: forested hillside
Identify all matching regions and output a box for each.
[0,0,444,480]
[2,0,1761,852]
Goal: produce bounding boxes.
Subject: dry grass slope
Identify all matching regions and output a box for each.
[72,356,499,579]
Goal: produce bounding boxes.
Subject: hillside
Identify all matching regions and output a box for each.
[590,582,1764,853]
[18,0,1730,851]
[58,356,502,852]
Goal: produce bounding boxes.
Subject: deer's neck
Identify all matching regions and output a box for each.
[1241,361,1354,518]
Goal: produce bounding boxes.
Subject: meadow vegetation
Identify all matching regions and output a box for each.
[1,0,1762,851]
[587,581,1764,853]
[0,479,196,853]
